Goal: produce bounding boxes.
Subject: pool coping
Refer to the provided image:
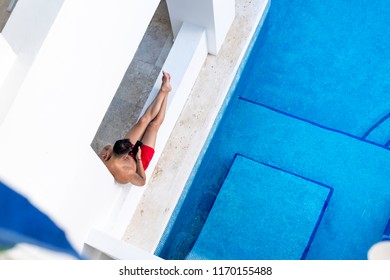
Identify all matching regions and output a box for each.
[122,0,271,253]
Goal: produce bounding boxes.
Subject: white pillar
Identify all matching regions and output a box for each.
[166,0,235,55]
[0,0,65,125]
[2,0,65,60]
[0,35,16,86]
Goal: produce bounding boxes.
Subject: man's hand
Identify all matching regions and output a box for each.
[132,147,146,186]
[136,147,142,161]
[99,145,112,161]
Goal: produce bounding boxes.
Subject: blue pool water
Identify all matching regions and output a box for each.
[157,0,390,260]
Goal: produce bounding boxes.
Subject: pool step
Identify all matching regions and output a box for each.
[187,155,332,260]
[363,112,390,148]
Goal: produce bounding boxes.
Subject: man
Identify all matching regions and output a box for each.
[99,71,172,186]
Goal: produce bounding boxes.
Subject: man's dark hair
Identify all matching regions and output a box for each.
[113,138,132,156]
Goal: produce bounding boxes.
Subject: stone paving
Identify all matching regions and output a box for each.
[0,0,11,32]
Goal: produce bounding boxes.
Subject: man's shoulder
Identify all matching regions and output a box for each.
[99,145,113,162]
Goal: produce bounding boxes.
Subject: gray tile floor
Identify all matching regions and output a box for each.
[91,0,173,154]
[0,0,11,32]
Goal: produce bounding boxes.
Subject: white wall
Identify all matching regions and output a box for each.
[166,0,235,55]
[2,0,65,60]
[0,0,65,125]
[0,0,160,251]
[212,0,236,53]
[0,34,16,86]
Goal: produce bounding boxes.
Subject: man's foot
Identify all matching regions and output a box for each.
[161,71,172,93]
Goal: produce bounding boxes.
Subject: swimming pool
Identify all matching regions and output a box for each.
[156,0,390,260]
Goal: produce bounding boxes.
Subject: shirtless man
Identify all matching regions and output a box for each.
[99,71,172,186]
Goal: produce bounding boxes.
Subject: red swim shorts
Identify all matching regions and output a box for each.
[139,144,155,170]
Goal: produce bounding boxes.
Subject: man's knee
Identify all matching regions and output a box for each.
[147,120,161,131]
[138,115,151,126]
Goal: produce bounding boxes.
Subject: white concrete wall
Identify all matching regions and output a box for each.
[83,229,162,260]
[2,0,65,61]
[166,0,235,55]
[0,0,65,125]
[0,34,16,86]
[212,0,236,54]
[0,0,160,252]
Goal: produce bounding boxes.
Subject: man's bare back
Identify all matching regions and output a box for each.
[99,71,172,186]
[99,144,139,184]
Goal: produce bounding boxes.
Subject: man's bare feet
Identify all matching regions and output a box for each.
[161,71,172,93]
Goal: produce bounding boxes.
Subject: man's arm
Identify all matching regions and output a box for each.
[99,145,113,162]
[130,150,146,186]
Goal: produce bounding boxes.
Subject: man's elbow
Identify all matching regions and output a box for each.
[133,179,146,187]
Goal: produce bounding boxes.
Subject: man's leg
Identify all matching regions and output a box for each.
[125,72,171,144]
[140,91,168,148]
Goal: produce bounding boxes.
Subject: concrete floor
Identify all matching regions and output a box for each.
[0,0,11,32]
[91,0,173,155]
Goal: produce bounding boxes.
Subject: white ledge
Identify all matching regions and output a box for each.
[83,229,161,260]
